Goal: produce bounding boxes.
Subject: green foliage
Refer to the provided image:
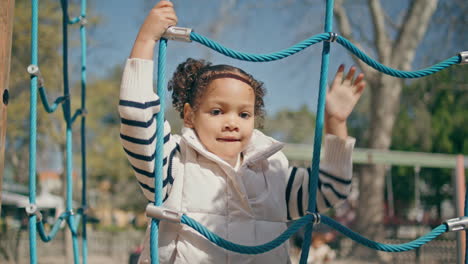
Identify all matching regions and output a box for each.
[262,104,316,144]
[390,66,467,218]
[7,0,67,183]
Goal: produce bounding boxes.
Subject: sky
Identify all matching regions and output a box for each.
[83,0,462,116]
[87,0,356,115]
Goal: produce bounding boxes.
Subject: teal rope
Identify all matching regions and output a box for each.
[29,0,39,262]
[28,0,88,263]
[37,212,68,242]
[181,214,447,254]
[38,87,67,113]
[150,38,168,264]
[181,214,316,254]
[300,0,335,263]
[59,1,81,262]
[71,108,85,124]
[336,36,461,78]
[321,215,447,252]
[79,0,88,263]
[190,32,461,78]
[190,32,330,62]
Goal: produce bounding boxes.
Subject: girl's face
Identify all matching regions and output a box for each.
[184,77,255,166]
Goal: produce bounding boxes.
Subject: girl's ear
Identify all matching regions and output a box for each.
[183,103,195,128]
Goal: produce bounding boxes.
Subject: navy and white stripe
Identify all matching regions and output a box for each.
[286,167,351,220]
[119,98,179,203]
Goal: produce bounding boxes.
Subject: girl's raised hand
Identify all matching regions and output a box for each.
[130,1,178,59]
[137,1,178,43]
[326,65,366,122]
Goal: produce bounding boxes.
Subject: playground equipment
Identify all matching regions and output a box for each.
[146,1,467,264]
[7,0,467,263]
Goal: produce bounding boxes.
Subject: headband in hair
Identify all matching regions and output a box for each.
[205,72,252,87]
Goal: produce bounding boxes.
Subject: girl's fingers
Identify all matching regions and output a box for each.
[159,7,176,13]
[159,8,178,22]
[354,73,364,86]
[331,64,345,91]
[156,0,174,8]
[355,81,366,96]
[345,66,356,82]
[165,15,178,24]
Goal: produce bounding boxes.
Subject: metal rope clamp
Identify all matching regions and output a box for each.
[79,108,88,116]
[27,64,44,88]
[146,204,182,223]
[77,206,88,215]
[25,204,43,222]
[79,16,88,26]
[306,211,321,224]
[162,26,192,42]
[460,51,468,64]
[445,216,468,232]
[327,32,338,42]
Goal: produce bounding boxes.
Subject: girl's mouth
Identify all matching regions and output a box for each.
[217,138,240,142]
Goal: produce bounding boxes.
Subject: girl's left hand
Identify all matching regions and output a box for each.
[326,65,366,122]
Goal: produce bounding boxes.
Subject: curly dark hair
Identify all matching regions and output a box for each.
[168,58,266,127]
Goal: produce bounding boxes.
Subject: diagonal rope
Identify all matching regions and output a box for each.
[336,36,461,78]
[180,213,447,254]
[190,32,330,62]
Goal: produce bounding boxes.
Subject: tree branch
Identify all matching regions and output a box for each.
[368,0,391,63]
[391,0,439,70]
[334,0,377,80]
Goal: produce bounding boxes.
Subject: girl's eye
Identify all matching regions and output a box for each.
[210,109,222,115]
[240,112,251,119]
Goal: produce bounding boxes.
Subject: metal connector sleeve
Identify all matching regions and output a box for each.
[27,64,44,88]
[146,204,182,223]
[460,51,468,64]
[306,211,321,224]
[79,16,88,26]
[327,32,338,42]
[162,27,192,42]
[25,204,43,222]
[445,217,468,232]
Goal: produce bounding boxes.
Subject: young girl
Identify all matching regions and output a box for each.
[119,1,365,263]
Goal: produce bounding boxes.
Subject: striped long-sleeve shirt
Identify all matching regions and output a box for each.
[119,58,356,220]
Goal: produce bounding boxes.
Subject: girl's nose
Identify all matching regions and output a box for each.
[223,116,239,131]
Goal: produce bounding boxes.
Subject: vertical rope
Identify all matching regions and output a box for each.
[60,0,80,262]
[299,0,334,263]
[29,0,39,263]
[79,0,88,263]
[150,37,168,264]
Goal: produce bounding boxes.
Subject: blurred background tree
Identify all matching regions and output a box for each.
[391,66,467,221]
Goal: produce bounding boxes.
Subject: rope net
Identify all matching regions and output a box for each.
[25,0,466,264]
[150,1,466,264]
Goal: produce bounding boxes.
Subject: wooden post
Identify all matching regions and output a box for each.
[0,0,16,215]
[455,155,466,264]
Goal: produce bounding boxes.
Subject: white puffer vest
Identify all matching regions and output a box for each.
[139,128,292,264]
